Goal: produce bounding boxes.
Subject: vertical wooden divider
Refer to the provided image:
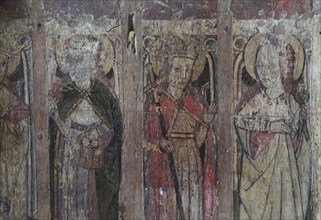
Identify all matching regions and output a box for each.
[31,0,51,219]
[118,1,145,219]
[312,15,321,220]
[216,4,234,219]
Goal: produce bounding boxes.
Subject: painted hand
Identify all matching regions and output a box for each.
[159,138,174,153]
[268,120,293,134]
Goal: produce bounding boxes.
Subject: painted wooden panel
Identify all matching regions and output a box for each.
[233,20,312,219]
[0,19,35,219]
[1,1,321,219]
[46,16,123,219]
[142,31,218,219]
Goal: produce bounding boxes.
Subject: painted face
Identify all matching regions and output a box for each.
[61,38,99,86]
[66,51,95,84]
[256,44,281,89]
[168,56,194,89]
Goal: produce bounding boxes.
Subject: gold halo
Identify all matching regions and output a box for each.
[191,57,205,82]
[150,55,161,76]
[191,37,216,82]
[244,34,265,80]
[244,34,304,81]
[284,35,305,81]
[56,34,114,75]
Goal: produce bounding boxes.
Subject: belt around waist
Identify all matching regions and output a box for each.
[170,132,195,138]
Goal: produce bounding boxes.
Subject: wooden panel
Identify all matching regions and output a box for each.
[118,2,145,218]
[0,19,34,219]
[31,0,51,219]
[142,22,218,218]
[233,20,312,219]
[44,8,124,217]
[311,15,321,219]
[216,13,234,220]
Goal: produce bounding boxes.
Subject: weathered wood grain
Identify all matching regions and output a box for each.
[311,15,321,220]
[216,2,234,218]
[118,2,144,219]
[31,0,51,219]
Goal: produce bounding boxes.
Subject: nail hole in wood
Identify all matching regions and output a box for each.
[37,22,42,31]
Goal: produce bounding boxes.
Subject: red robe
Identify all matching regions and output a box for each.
[144,89,217,219]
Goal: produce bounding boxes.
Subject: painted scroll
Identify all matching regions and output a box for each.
[143,32,218,219]
[234,24,311,219]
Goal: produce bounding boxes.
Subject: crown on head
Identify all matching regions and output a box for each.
[160,34,199,60]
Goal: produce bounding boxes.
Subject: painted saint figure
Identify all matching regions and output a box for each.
[235,34,310,219]
[0,37,31,219]
[144,36,217,219]
[49,35,122,219]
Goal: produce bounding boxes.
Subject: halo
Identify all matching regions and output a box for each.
[98,35,114,75]
[243,34,264,80]
[56,34,114,75]
[284,35,305,81]
[150,55,161,76]
[191,37,217,82]
[244,34,305,81]
[191,57,205,82]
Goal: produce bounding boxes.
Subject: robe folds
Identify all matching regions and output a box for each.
[50,79,123,220]
[0,82,30,219]
[235,91,310,219]
[144,88,217,219]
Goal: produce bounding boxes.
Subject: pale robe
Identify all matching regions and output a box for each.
[235,91,310,219]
